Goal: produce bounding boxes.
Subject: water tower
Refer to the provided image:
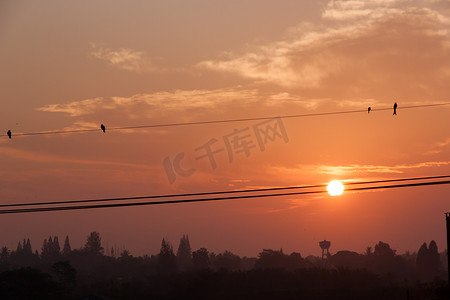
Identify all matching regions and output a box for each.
[319,240,331,266]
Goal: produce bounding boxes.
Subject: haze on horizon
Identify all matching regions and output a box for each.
[0,0,449,257]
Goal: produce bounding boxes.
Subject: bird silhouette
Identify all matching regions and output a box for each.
[368,107,371,114]
[100,124,106,133]
[393,102,397,115]
[7,130,11,139]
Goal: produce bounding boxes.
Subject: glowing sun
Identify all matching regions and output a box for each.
[327,180,344,196]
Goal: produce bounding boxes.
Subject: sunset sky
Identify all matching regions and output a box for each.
[1,0,450,257]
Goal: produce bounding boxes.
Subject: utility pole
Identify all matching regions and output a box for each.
[446,212,450,290]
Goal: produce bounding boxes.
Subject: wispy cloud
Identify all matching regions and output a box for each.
[90,43,160,73]
[61,121,100,131]
[36,88,259,117]
[35,87,327,118]
[322,0,404,21]
[0,146,156,170]
[435,138,450,148]
[265,93,328,108]
[269,161,450,181]
[199,1,450,90]
[37,97,105,117]
[198,38,342,88]
[243,197,315,214]
[425,137,450,154]
[311,161,450,175]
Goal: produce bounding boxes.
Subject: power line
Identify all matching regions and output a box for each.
[0,179,448,214]
[1,175,448,208]
[3,103,450,138]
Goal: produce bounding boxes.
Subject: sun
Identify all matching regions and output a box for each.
[327,180,344,196]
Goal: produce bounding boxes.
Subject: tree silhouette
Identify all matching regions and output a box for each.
[374,241,395,258]
[330,251,365,269]
[42,238,49,258]
[428,240,440,272]
[0,247,10,271]
[416,240,441,281]
[177,234,192,272]
[212,250,242,271]
[53,236,61,255]
[51,261,77,293]
[371,241,408,277]
[120,249,131,259]
[0,268,61,299]
[254,249,307,270]
[84,231,104,255]
[16,241,22,253]
[62,236,71,257]
[192,247,210,270]
[23,239,32,255]
[416,242,428,274]
[255,249,288,270]
[0,247,9,261]
[157,238,177,275]
[42,236,61,261]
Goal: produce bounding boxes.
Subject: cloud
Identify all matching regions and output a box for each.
[61,121,100,131]
[425,137,450,154]
[36,88,260,117]
[268,161,450,182]
[90,43,159,72]
[198,38,342,88]
[0,146,156,170]
[245,201,312,214]
[322,0,404,21]
[36,87,328,119]
[198,1,450,91]
[311,161,450,175]
[435,137,450,148]
[36,97,105,117]
[264,93,328,108]
[334,98,382,108]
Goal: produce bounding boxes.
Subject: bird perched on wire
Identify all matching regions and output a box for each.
[368,107,371,114]
[393,102,397,115]
[100,124,106,133]
[7,130,11,139]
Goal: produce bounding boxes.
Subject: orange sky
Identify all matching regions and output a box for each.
[1,0,449,257]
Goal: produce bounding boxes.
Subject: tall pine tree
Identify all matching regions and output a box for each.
[42,236,61,261]
[16,241,22,253]
[84,231,104,255]
[53,236,61,255]
[158,238,177,274]
[177,234,192,271]
[62,236,71,257]
[23,239,32,255]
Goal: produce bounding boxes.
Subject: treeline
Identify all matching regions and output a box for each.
[0,232,448,299]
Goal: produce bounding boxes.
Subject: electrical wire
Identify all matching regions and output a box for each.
[0,179,448,214]
[3,103,450,138]
[1,175,448,208]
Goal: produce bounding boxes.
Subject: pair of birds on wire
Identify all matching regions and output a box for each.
[368,102,397,115]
